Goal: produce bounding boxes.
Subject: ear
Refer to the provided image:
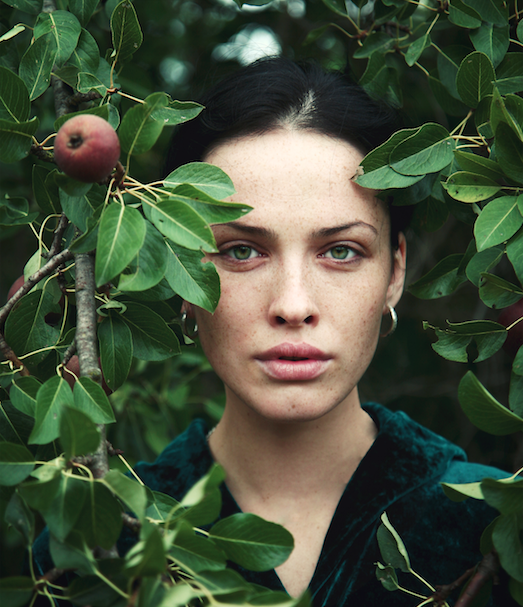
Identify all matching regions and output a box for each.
[384,232,407,312]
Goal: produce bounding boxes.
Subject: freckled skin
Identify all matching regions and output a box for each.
[186,130,406,424]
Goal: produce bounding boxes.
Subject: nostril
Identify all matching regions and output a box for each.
[276,316,286,325]
[305,316,313,324]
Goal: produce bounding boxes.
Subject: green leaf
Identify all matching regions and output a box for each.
[0,117,39,163]
[507,228,523,284]
[482,477,523,515]
[474,196,523,251]
[75,481,123,550]
[77,72,108,96]
[479,272,523,309]
[60,406,100,460]
[5,492,34,545]
[490,88,523,142]
[111,0,143,65]
[405,34,431,67]
[375,563,400,592]
[353,32,396,59]
[103,469,147,520]
[144,195,216,252]
[29,376,74,444]
[495,122,523,184]
[34,10,81,67]
[389,123,455,176]
[461,0,508,26]
[98,314,133,391]
[151,100,203,126]
[19,474,61,512]
[470,24,509,69]
[49,530,96,574]
[0,0,42,13]
[169,524,226,573]
[69,0,100,27]
[376,512,411,572]
[458,371,523,435]
[121,301,180,361]
[209,513,294,572]
[68,28,99,73]
[164,242,220,313]
[435,319,507,362]
[509,371,523,416]
[0,66,30,122]
[32,166,61,215]
[408,253,466,299]
[10,376,41,417]
[95,203,147,287]
[19,33,58,100]
[448,0,481,28]
[430,329,470,362]
[492,513,523,583]
[73,377,115,424]
[59,182,105,232]
[320,0,348,17]
[118,220,167,292]
[355,128,424,189]
[125,523,166,576]
[4,290,60,364]
[164,162,236,200]
[42,474,87,541]
[441,481,484,502]
[119,92,168,156]
[496,53,523,95]
[453,151,504,182]
[456,51,495,108]
[0,576,35,607]
[0,442,34,485]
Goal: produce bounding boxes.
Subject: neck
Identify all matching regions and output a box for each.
[208,392,378,506]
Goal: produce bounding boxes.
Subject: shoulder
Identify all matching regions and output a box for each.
[133,418,213,501]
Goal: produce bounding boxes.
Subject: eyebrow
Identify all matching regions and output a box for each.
[217,221,378,239]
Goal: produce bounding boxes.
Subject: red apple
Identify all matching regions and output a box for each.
[63,355,113,395]
[7,275,24,301]
[54,115,120,183]
[498,299,523,356]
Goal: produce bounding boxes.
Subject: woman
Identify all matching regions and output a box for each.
[130,58,512,605]
[33,58,511,605]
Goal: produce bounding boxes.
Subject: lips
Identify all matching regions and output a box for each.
[255,343,332,381]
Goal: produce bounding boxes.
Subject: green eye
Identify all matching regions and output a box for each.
[329,246,351,259]
[229,245,255,260]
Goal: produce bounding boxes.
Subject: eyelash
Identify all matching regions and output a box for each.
[220,244,361,263]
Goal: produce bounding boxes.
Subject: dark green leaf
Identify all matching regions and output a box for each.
[405,34,431,67]
[492,513,523,583]
[0,576,35,607]
[119,92,166,156]
[1,0,42,13]
[496,53,523,95]
[353,32,396,59]
[42,474,87,542]
[29,376,74,444]
[169,523,226,573]
[49,530,96,573]
[461,0,508,26]
[375,563,400,592]
[456,52,495,108]
[98,314,133,391]
[474,196,523,251]
[164,242,220,313]
[0,442,34,485]
[68,28,99,73]
[448,0,481,28]
[507,228,523,284]
[34,10,81,66]
[111,0,143,65]
[479,272,523,309]
[459,371,523,435]
[95,203,146,287]
[32,166,61,215]
[453,150,504,182]
[19,34,57,100]
[509,371,523,417]
[495,122,523,184]
[151,100,203,126]
[69,0,100,27]
[0,117,39,163]
[490,88,523,142]
[73,377,115,424]
[9,376,41,417]
[437,45,469,100]
[408,253,466,299]
[210,513,294,572]
[75,481,123,550]
[103,469,147,520]
[60,406,100,460]
[125,523,166,576]
[470,24,509,68]
[118,220,167,292]
[376,512,411,572]
[0,66,30,122]
[5,492,34,545]
[122,301,180,360]
[164,162,236,200]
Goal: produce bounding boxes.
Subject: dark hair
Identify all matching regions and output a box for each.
[164,57,411,246]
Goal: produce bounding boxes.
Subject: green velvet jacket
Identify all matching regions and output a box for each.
[33,403,516,605]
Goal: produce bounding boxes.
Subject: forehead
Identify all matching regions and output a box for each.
[205,129,389,231]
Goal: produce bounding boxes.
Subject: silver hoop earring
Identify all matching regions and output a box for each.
[380,305,397,337]
[181,311,198,339]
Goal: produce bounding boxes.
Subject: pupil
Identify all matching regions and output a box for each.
[235,246,251,259]
[333,247,348,259]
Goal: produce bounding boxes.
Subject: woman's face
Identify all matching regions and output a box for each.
[190,129,406,423]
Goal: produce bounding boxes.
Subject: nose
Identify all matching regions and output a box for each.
[268,260,319,327]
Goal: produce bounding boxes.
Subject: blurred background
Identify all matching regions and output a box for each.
[1,0,521,576]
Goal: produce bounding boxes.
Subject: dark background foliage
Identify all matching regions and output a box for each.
[1,0,520,579]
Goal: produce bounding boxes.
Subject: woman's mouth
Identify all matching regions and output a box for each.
[255,344,332,381]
